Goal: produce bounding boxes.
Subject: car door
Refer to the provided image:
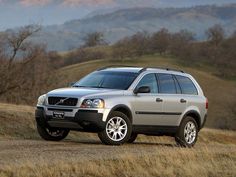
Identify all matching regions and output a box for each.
[132,73,164,125]
[156,73,187,126]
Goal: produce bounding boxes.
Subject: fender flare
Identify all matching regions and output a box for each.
[181,110,201,129]
[108,104,133,123]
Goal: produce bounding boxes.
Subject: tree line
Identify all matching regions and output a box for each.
[56,24,236,78]
[112,25,236,78]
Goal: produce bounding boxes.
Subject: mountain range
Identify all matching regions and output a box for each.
[30,4,236,51]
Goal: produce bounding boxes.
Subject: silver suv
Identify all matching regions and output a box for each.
[35,66,208,147]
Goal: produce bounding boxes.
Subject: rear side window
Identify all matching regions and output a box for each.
[175,75,198,95]
[136,73,158,93]
[173,76,181,94]
[157,74,176,94]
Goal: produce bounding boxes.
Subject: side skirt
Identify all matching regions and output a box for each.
[133,125,178,136]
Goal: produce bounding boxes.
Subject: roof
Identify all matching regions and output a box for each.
[98,66,185,74]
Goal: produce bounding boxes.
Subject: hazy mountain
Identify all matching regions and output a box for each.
[31,4,236,51]
[1,0,236,31]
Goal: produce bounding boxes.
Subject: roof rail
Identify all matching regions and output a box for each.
[140,67,184,73]
[166,68,184,73]
[97,65,139,71]
[97,65,184,73]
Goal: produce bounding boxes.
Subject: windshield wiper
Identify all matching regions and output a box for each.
[73,85,109,89]
[73,85,87,88]
[88,86,109,89]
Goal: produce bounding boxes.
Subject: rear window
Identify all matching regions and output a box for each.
[175,75,198,95]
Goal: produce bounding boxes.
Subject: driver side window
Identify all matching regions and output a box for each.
[136,73,158,93]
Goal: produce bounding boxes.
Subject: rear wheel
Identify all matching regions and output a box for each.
[127,133,138,143]
[175,116,198,147]
[37,122,69,141]
[98,111,132,145]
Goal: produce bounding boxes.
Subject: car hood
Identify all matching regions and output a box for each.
[47,87,122,98]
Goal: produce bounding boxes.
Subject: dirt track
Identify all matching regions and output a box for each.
[1,138,236,168]
[0,139,172,167]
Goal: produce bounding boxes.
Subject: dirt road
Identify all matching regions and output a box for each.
[0,138,171,167]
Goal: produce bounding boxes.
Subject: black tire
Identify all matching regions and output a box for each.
[98,111,132,145]
[175,116,198,148]
[127,133,138,143]
[37,122,70,141]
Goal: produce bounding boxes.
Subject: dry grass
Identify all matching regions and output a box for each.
[0,103,36,139]
[0,144,235,177]
[0,103,34,114]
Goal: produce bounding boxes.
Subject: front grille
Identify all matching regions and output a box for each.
[48,97,78,106]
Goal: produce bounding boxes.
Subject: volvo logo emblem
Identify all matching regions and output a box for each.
[55,98,69,105]
[59,99,64,104]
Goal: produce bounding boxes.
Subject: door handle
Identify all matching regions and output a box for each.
[180,99,187,103]
[156,98,163,102]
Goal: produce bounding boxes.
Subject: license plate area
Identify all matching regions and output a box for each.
[52,111,65,119]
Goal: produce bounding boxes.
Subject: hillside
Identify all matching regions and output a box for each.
[0,55,236,175]
[53,55,236,130]
[32,4,236,51]
[0,102,236,177]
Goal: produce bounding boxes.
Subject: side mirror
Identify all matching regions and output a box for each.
[69,82,76,87]
[134,86,150,94]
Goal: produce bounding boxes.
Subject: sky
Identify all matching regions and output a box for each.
[1,0,236,30]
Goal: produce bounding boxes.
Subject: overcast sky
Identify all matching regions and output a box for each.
[1,0,236,30]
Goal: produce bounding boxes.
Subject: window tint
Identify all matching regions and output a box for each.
[173,76,181,94]
[157,74,176,94]
[136,74,158,93]
[74,71,138,90]
[175,75,198,95]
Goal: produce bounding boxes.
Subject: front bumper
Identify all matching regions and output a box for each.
[35,106,106,132]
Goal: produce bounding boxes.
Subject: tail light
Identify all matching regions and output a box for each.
[206,98,208,109]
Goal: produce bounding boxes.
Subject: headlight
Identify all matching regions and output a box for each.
[37,94,46,106]
[81,99,104,108]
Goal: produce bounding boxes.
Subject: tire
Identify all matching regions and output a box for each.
[127,133,138,143]
[37,122,70,141]
[98,111,132,145]
[175,116,198,148]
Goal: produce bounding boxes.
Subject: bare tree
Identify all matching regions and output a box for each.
[129,32,150,57]
[112,37,132,61]
[150,28,170,55]
[0,24,54,104]
[169,29,195,58]
[83,32,106,47]
[6,25,41,69]
[206,24,225,46]
[112,32,150,61]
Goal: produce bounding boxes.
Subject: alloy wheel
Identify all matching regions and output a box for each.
[106,116,128,141]
[184,121,197,144]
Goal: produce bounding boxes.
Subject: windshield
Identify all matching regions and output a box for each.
[74,71,138,90]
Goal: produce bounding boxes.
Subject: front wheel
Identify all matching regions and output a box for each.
[37,122,70,141]
[98,111,132,145]
[175,116,198,147]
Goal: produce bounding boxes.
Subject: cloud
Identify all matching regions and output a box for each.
[62,0,114,6]
[20,0,52,6]
[4,0,115,7]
